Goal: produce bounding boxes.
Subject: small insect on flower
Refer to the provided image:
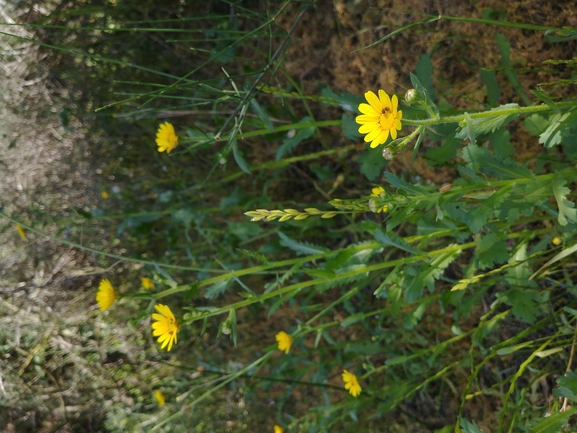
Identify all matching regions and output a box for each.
[356,90,403,148]
[154,390,165,406]
[141,277,155,290]
[275,331,294,354]
[274,425,284,433]
[155,122,179,154]
[96,279,117,312]
[152,304,179,351]
[342,369,362,397]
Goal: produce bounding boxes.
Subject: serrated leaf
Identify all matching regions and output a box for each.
[374,229,422,255]
[278,231,329,256]
[468,186,512,233]
[231,137,251,174]
[403,249,460,303]
[529,407,577,433]
[552,175,577,226]
[384,171,428,195]
[501,288,541,323]
[474,233,509,269]
[276,117,315,161]
[456,104,519,142]
[462,143,534,179]
[204,278,232,299]
[539,108,577,148]
[524,114,549,136]
[358,145,386,181]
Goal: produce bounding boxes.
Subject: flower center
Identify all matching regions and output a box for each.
[379,110,395,130]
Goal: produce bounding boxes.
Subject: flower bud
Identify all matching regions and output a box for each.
[405,88,418,103]
[382,147,395,160]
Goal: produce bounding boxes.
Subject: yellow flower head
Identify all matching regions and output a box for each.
[356,90,403,148]
[342,369,362,397]
[274,425,284,433]
[15,224,26,240]
[156,122,178,154]
[152,304,179,351]
[553,236,562,246]
[96,279,116,312]
[275,331,294,354]
[370,186,388,213]
[154,390,165,406]
[101,191,110,199]
[141,277,155,290]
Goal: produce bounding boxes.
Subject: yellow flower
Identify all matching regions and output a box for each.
[152,304,179,351]
[15,224,26,240]
[370,186,388,213]
[156,121,178,153]
[154,390,165,406]
[101,191,110,199]
[274,425,284,433]
[342,369,362,397]
[275,331,294,354]
[141,277,155,290]
[356,90,403,148]
[553,236,562,246]
[96,279,116,312]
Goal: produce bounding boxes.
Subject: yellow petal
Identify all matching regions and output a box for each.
[359,123,379,134]
[355,114,379,123]
[391,94,398,112]
[364,91,382,112]
[378,90,391,110]
[358,103,379,116]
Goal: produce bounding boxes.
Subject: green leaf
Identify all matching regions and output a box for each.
[474,233,509,269]
[539,108,577,148]
[524,114,549,136]
[250,98,273,132]
[496,33,531,105]
[462,143,534,179]
[480,69,501,106]
[278,231,329,255]
[460,418,484,433]
[415,53,435,102]
[320,87,363,112]
[468,186,512,233]
[456,104,519,141]
[529,407,577,433]
[403,249,460,303]
[204,278,232,299]
[358,145,386,181]
[342,113,362,140]
[231,137,251,174]
[552,175,577,226]
[410,72,439,117]
[506,242,536,289]
[489,128,514,159]
[501,288,541,323]
[384,171,428,195]
[374,229,422,255]
[275,117,315,161]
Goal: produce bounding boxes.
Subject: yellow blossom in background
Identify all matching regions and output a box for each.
[275,331,294,354]
[152,304,179,351]
[156,121,178,153]
[342,369,362,397]
[274,425,284,433]
[370,186,388,213]
[154,390,165,406]
[356,90,403,148]
[101,191,110,199]
[15,224,26,240]
[553,236,562,246]
[96,279,116,312]
[141,277,155,290]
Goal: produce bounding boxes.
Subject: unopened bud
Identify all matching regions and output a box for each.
[382,147,395,160]
[405,88,418,103]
